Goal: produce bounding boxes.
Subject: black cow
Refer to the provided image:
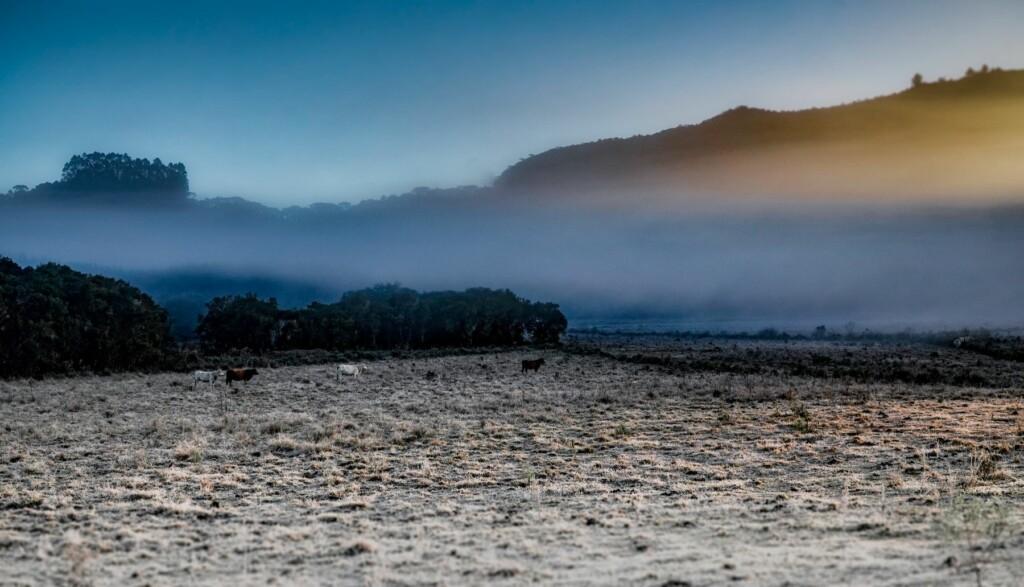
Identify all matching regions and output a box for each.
[521,358,545,373]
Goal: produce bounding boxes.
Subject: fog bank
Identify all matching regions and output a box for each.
[2,194,1023,332]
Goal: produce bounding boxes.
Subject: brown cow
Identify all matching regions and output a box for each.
[521,358,545,373]
[225,367,259,386]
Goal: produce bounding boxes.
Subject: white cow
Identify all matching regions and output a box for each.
[192,370,219,389]
[953,336,974,348]
[337,364,363,380]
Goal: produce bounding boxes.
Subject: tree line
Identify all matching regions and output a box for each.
[0,259,568,377]
[0,258,174,377]
[196,285,567,354]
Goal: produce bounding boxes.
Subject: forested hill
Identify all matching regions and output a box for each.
[2,151,489,217]
[7,67,1023,211]
[6,152,190,206]
[496,67,1024,202]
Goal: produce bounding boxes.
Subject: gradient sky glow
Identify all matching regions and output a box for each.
[2,0,1022,206]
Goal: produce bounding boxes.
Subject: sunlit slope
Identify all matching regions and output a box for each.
[497,69,1024,203]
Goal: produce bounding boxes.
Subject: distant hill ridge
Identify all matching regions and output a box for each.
[6,67,1024,208]
[496,67,1024,202]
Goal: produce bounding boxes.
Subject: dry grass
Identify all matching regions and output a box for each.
[1,342,1023,585]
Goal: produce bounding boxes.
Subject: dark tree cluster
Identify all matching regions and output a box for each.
[197,284,567,354]
[0,260,567,377]
[195,294,280,354]
[59,152,189,194]
[7,153,190,206]
[0,258,174,377]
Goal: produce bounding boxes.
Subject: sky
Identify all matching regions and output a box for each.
[1,0,1023,206]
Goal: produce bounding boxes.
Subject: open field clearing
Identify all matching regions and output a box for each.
[2,341,1023,586]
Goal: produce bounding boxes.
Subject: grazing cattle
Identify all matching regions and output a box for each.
[225,367,258,387]
[953,336,974,349]
[521,358,545,373]
[337,364,362,380]
[192,370,218,389]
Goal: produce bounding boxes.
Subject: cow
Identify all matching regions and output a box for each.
[953,336,974,349]
[225,367,259,387]
[192,370,219,389]
[337,364,362,380]
[521,358,545,373]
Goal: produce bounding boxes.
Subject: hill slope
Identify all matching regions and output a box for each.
[497,69,1024,203]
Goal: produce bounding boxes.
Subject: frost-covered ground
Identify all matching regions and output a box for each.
[2,342,1023,585]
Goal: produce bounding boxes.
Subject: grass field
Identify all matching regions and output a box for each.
[2,339,1023,585]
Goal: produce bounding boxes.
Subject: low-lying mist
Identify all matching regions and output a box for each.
[2,191,1023,333]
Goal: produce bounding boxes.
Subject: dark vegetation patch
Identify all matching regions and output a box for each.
[5,152,190,207]
[953,335,1024,363]
[0,258,172,378]
[0,258,567,379]
[566,332,1024,388]
[195,286,566,354]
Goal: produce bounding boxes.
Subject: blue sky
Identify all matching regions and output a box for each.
[1,0,1022,206]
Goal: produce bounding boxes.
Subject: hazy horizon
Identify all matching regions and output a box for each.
[4,1,1024,333]
[4,195,1024,333]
